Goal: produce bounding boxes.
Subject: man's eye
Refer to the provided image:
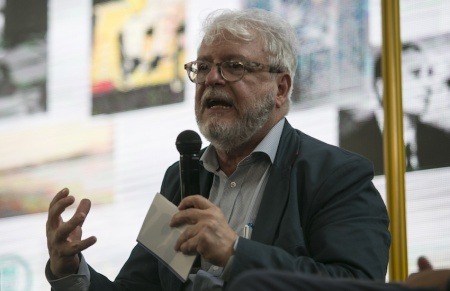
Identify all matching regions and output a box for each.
[197,63,210,71]
[225,62,244,70]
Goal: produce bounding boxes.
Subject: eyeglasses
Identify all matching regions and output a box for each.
[184,60,286,84]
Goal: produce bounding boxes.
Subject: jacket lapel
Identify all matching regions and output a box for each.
[251,121,300,245]
[199,168,214,199]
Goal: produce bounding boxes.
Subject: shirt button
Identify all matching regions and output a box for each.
[230,181,236,188]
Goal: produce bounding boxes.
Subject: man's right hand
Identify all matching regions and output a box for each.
[46,188,97,278]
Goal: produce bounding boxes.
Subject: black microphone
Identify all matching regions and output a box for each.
[176,130,202,199]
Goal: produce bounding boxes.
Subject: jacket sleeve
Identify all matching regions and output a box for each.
[88,244,163,291]
[87,163,183,291]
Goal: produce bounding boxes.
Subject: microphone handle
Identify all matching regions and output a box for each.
[180,153,200,199]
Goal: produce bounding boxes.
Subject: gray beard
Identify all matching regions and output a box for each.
[197,92,275,152]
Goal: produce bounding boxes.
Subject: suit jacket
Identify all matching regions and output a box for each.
[339,108,450,175]
[339,109,384,175]
[226,270,443,291]
[88,119,391,290]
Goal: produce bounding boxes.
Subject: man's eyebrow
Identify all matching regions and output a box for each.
[195,56,212,62]
[196,55,248,62]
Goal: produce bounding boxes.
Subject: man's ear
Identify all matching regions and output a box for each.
[275,73,291,108]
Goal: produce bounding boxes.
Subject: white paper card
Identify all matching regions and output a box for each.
[137,193,197,282]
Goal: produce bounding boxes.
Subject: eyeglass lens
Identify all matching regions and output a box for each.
[187,62,245,83]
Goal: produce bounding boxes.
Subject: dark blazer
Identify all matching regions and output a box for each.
[339,108,450,175]
[88,119,391,290]
[339,109,384,175]
[227,270,444,291]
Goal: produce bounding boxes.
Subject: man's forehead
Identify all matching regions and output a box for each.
[201,28,265,45]
[202,33,249,46]
[198,33,265,59]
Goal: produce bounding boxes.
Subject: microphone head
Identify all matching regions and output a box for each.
[176,130,202,154]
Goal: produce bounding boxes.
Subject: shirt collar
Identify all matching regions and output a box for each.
[201,118,285,172]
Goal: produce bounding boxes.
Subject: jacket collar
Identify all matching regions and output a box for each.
[196,119,301,244]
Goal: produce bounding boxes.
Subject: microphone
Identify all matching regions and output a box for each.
[176,130,202,199]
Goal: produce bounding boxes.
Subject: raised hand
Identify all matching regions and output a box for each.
[417,256,433,272]
[405,256,450,291]
[46,188,97,278]
[170,195,238,267]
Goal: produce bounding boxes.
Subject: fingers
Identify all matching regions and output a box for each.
[171,194,238,265]
[47,188,75,230]
[418,256,433,271]
[47,189,92,234]
[178,195,212,210]
[56,198,93,241]
[170,208,202,227]
[49,188,70,209]
[80,235,97,250]
[62,235,97,256]
[75,199,92,227]
[47,188,96,253]
[55,211,87,243]
[174,222,237,266]
[174,224,199,252]
[46,188,97,277]
[171,195,218,227]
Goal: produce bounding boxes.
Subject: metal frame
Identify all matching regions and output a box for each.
[381,0,408,281]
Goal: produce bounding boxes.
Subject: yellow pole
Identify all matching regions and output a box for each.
[381,0,408,281]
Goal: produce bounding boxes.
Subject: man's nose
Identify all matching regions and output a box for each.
[204,65,226,86]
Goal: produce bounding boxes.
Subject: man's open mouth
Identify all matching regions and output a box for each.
[206,98,233,109]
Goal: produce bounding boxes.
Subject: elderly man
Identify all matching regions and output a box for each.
[45,8,390,291]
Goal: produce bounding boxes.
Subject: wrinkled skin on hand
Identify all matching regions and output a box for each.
[170,195,238,267]
[46,188,97,278]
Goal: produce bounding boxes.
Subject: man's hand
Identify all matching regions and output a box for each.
[170,195,238,267]
[46,188,97,278]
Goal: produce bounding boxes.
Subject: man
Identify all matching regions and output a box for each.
[339,43,450,175]
[46,9,390,291]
